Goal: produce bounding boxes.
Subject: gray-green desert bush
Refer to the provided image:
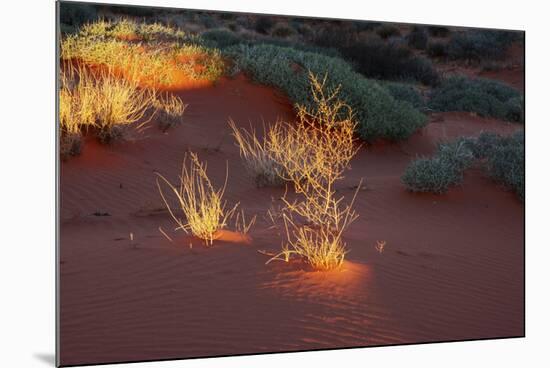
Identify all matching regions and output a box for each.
[401,157,463,194]
[447,30,522,62]
[402,139,474,193]
[382,82,426,109]
[402,132,524,200]
[312,32,439,86]
[201,29,243,48]
[271,23,295,38]
[436,138,475,171]
[429,76,523,122]
[483,131,525,200]
[226,43,427,141]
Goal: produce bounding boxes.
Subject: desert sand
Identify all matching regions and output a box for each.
[59,74,524,366]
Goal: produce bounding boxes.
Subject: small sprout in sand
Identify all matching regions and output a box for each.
[233,209,257,235]
[375,240,387,253]
[156,152,238,245]
[154,93,188,131]
[158,226,174,243]
[229,119,286,187]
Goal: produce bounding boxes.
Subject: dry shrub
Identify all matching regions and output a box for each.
[156,152,238,245]
[228,119,286,187]
[59,66,156,143]
[266,72,361,270]
[154,93,187,131]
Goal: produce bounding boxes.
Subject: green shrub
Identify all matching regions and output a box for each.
[427,41,448,58]
[448,30,522,62]
[202,29,243,48]
[271,23,295,38]
[505,96,525,123]
[402,132,525,200]
[436,138,475,171]
[208,30,340,58]
[382,82,426,109]
[254,17,276,34]
[471,131,501,159]
[377,24,401,39]
[310,27,439,85]
[337,37,439,85]
[226,44,427,141]
[402,138,475,193]
[401,157,463,193]
[407,26,429,50]
[486,132,524,200]
[427,26,450,37]
[429,76,523,122]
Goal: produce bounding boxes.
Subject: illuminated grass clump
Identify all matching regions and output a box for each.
[153,93,187,131]
[61,19,225,88]
[156,152,238,245]
[229,119,286,188]
[59,66,157,154]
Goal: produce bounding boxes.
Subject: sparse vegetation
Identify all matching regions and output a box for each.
[429,76,523,122]
[226,43,427,141]
[156,152,238,245]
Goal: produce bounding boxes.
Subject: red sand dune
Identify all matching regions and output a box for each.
[59,74,524,366]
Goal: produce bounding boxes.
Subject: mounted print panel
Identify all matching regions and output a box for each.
[57,1,525,366]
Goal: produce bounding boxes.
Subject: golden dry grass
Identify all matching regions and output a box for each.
[61,19,224,87]
[59,66,156,141]
[228,119,286,187]
[156,152,238,245]
[154,93,187,131]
